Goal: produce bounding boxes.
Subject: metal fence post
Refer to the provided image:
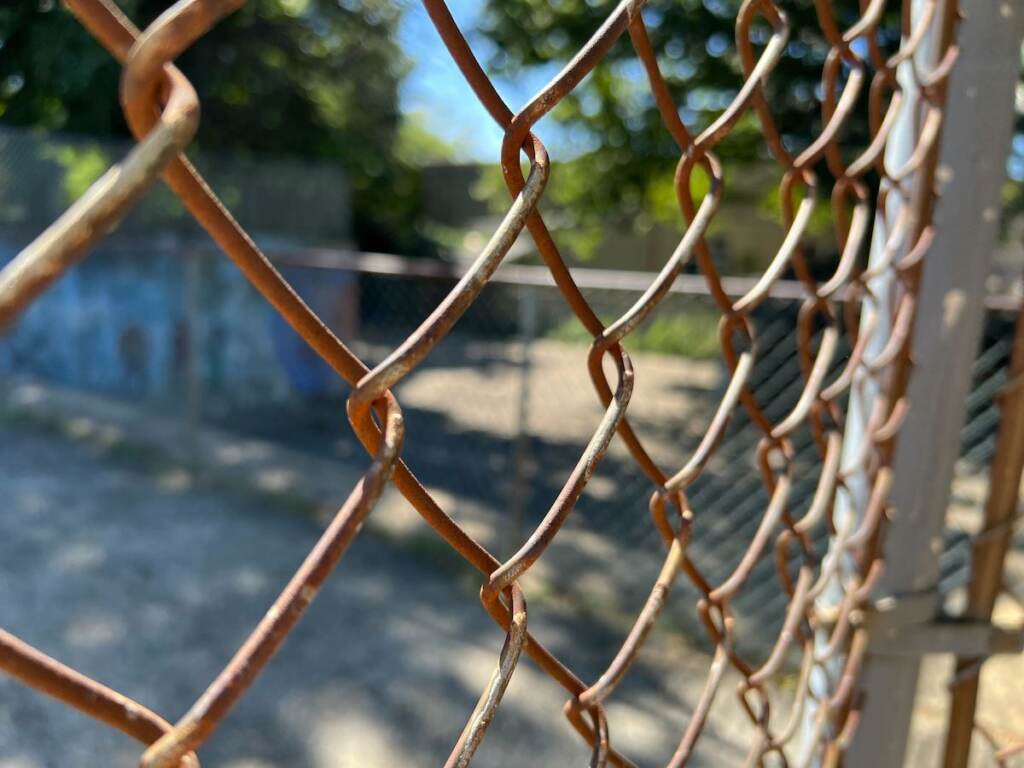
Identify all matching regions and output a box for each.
[183,245,203,464]
[844,2,1023,765]
[507,282,538,553]
[942,307,1024,766]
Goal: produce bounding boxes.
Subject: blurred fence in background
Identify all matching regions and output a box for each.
[3,241,1020,654]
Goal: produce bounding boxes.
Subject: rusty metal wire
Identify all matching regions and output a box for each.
[970,719,1024,768]
[0,0,962,764]
[944,306,1024,766]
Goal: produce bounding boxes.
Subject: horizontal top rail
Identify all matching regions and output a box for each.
[187,243,1023,311]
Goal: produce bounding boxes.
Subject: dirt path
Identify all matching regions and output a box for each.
[0,426,752,767]
[1,396,1019,767]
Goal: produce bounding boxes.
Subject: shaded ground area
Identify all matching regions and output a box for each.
[0,425,754,767]
[210,335,827,652]
[1,378,1022,766]
[209,335,995,655]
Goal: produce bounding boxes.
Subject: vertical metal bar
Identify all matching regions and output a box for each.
[183,246,203,463]
[942,305,1024,766]
[506,282,537,553]
[846,2,1023,765]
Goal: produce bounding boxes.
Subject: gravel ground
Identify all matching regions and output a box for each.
[1,389,1021,767]
[0,425,753,768]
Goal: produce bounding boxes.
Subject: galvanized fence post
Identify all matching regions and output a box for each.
[942,307,1024,766]
[507,282,538,553]
[183,244,204,464]
[843,2,1024,765]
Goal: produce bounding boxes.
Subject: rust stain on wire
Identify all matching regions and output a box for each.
[0,0,962,764]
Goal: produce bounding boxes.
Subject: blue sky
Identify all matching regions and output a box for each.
[396,2,1024,179]
[396,0,570,162]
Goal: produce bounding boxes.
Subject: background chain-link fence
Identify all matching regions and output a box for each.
[6,244,1019,660]
[0,0,1018,765]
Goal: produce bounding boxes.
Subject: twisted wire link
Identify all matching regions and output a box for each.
[0,0,960,764]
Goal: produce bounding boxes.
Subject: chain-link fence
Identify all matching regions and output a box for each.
[7,244,1016,656]
[0,0,1018,765]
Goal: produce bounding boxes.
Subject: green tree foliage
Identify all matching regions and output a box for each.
[1001,49,1024,232]
[479,0,903,264]
[0,0,431,253]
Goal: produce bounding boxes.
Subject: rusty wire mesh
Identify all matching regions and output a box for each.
[0,0,962,764]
